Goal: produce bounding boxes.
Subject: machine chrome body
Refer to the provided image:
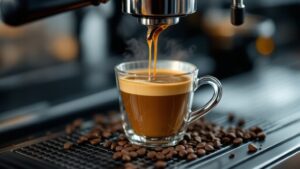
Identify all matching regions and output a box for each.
[122,0,245,26]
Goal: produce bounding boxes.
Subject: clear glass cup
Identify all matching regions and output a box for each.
[115,60,222,147]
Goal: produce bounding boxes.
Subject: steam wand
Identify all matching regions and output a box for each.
[231,0,246,26]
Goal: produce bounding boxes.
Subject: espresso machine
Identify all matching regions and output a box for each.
[1,0,245,27]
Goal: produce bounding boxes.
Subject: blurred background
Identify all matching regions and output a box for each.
[0,0,300,123]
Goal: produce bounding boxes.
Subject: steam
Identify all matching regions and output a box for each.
[123,38,197,61]
[163,39,197,60]
[123,38,147,61]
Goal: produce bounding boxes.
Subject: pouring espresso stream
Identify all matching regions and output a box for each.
[147,25,169,80]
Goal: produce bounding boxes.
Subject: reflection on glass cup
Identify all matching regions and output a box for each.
[115,60,222,147]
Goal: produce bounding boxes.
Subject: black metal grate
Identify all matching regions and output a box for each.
[14,113,270,169]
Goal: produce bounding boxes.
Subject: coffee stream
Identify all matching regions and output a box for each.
[147,25,169,80]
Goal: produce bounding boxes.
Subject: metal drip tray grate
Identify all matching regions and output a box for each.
[14,113,270,169]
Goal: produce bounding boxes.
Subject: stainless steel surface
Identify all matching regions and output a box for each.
[122,0,197,25]
[139,17,180,26]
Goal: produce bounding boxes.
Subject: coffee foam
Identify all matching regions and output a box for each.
[119,69,192,96]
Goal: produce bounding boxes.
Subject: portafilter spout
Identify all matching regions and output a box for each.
[122,0,197,26]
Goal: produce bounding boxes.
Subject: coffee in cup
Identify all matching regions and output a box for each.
[115,60,222,147]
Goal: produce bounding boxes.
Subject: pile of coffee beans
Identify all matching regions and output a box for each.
[63,112,266,169]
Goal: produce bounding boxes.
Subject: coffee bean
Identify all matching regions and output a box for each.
[227,127,235,133]
[250,126,263,133]
[227,132,237,139]
[132,144,141,149]
[200,129,207,135]
[213,140,222,149]
[167,147,175,151]
[243,132,252,140]
[236,127,244,132]
[91,126,103,133]
[103,140,112,148]
[156,152,165,160]
[188,126,194,131]
[192,131,199,137]
[194,136,202,143]
[248,143,257,153]
[91,132,101,139]
[155,161,167,168]
[165,152,173,160]
[237,119,245,127]
[65,125,74,135]
[125,147,136,152]
[236,131,244,138]
[197,149,206,156]
[118,134,127,141]
[186,148,194,154]
[94,115,106,124]
[122,154,131,162]
[257,132,266,141]
[121,149,129,155]
[115,146,123,151]
[102,131,112,138]
[178,150,187,158]
[250,131,257,140]
[204,144,214,152]
[137,148,146,156]
[175,145,185,151]
[110,142,117,150]
[229,153,235,159]
[72,119,83,128]
[77,136,88,144]
[184,133,192,141]
[154,147,163,152]
[129,152,138,158]
[123,144,131,148]
[172,150,178,156]
[179,140,187,145]
[90,138,101,145]
[112,152,122,160]
[63,142,73,150]
[162,148,170,155]
[124,163,137,169]
[207,142,214,147]
[228,113,235,122]
[207,132,216,140]
[233,138,243,146]
[187,153,197,161]
[196,142,206,149]
[147,151,156,159]
[118,140,127,146]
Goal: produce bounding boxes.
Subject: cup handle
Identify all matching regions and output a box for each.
[188,76,223,125]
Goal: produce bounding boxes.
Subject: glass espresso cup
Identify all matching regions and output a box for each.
[115,60,222,147]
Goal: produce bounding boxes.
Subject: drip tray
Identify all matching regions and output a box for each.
[11,112,273,169]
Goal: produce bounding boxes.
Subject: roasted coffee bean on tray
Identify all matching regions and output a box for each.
[124,163,137,169]
[229,153,235,159]
[63,142,73,150]
[248,143,258,153]
[65,118,83,135]
[228,113,235,122]
[63,112,266,168]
